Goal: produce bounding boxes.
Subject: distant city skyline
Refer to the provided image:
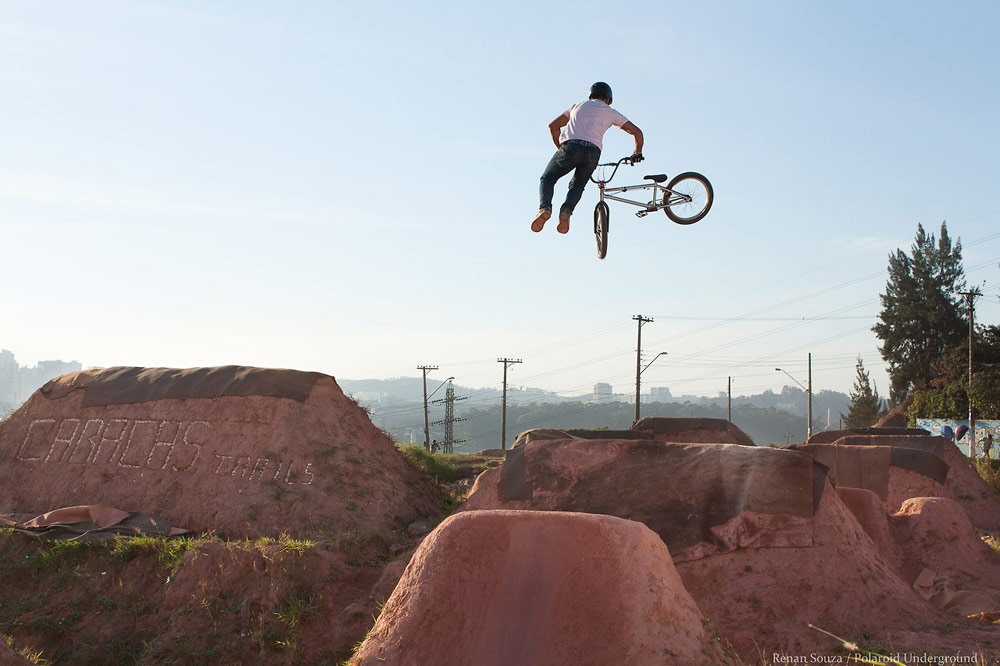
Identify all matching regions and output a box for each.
[0,349,82,410]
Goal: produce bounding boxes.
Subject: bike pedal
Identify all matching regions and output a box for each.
[635,211,648,218]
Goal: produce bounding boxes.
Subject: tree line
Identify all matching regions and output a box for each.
[860,221,1000,429]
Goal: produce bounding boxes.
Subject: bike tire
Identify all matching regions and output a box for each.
[594,201,609,259]
[663,172,713,225]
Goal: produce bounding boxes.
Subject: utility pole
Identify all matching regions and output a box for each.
[807,352,813,440]
[776,357,812,441]
[961,288,982,455]
[727,377,733,422]
[432,384,467,454]
[633,315,653,422]
[498,358,522,450]
[417,365,439,452]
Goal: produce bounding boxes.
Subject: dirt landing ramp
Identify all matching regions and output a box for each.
[462,439,824,562]
[792,443,952,515]
[632,417,755,446]
[349,510,733,666]
[0,366,444,538]
[892,497,1000,616]
[828,434,1000,532]
[461,438,976,659]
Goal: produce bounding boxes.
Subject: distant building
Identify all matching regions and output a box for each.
[0,350,17,407]
[649,386,672,401]
[0,350,82,410]
[593,382,613,403]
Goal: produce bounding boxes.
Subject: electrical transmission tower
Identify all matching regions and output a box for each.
[432,384,468,454]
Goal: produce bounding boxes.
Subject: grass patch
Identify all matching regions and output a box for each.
[984,533,1000,557]
[252,533,316,554]
[396,445,458,484]
[110,535,196,569]
[973,457,1000,497]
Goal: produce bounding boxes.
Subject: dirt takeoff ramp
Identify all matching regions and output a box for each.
[349,510,733,666]
[462,439,826,562]
[0,366,444,538]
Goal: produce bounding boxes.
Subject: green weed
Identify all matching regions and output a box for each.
[396,444,457,484]
[974,457,1000,497]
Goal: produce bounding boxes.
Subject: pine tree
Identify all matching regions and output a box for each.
[841,356,886,427]
[872,221,966,403]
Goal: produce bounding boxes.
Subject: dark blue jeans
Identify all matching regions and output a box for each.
[539,140,601,214]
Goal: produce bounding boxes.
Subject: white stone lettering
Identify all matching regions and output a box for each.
[45,418,81,463]
[232,455,251,478]
[172,421,207,472]
[213,453,234,474]
[65,419,104,464]
[148,421,180,470]
[17,419,56,461]
[13,417,317,487]
[249,457,269,481]
[118,420,158,468]
[92,419,129,463]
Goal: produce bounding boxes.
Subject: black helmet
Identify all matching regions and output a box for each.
[589,81,613,104]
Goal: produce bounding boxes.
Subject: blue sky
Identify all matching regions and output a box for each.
[2,0,998,402]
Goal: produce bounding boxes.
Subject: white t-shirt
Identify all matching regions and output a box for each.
[559,99,629,151]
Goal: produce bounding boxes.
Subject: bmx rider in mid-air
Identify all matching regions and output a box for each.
[532,81,644,234]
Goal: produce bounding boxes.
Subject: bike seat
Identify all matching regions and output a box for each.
[644,174,668,183]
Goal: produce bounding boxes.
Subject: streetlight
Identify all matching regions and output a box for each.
[776,353,813,439]
[636,351,667,422]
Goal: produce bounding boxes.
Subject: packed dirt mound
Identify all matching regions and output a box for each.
[0,527,398,665]
[632,416,755,445]
[792,443,952,514]
[824,434,1000,532]
[0,366,445,538]
[349,510,734,666]
[459,437,1000,659]
[674,482,943,658]
[462,439,824,562]
[511,418,753,450]
[462,440,824,562]
[806,426,929,443]
[836,486,900,569]
[891,497,1000,616]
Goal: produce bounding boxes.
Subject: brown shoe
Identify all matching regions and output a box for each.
[531,208,551,232]
[557,210,571,234]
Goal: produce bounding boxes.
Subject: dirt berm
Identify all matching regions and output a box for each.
[0,366,446,539]
[462,434,1000,660]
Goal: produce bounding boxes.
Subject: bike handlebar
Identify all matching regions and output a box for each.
[591,154,644,184]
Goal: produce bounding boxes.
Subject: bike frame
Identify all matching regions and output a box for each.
[592,158,690,217]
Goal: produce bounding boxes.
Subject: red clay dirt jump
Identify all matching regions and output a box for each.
[797,432,1000,532]
[0,366,445,539]
[461,432,1000,661]
[349,510,736,666]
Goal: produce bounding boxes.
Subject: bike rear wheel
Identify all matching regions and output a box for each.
[594,201,609,259]
[663,172,713,225]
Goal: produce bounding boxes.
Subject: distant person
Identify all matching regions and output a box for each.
[981,432,994,458]
[431,439,440,454]
[532,82,644,234]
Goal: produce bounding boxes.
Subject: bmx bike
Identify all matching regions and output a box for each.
[590,157,713,259]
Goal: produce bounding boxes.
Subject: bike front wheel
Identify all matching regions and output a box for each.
[594,201,609,259]
[663,172,713,225]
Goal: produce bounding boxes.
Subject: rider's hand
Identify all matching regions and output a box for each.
[631,153,644,164]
